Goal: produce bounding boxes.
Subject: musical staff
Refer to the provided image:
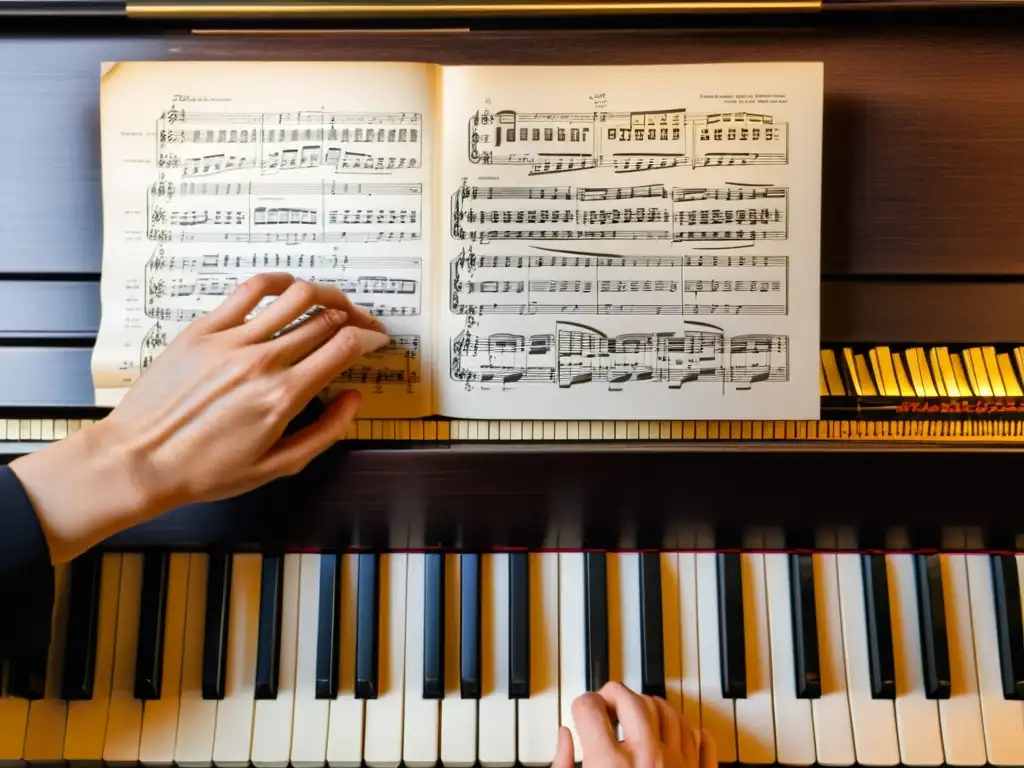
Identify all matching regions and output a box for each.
[468,108,788,176]
[146,180,421,245]
[449,246,788,317]
[450,320,788,393]
[450,180,788,244]
[156,107,422,177]
[143,246,422,320]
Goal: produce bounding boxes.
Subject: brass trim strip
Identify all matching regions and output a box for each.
[129,0,818,17]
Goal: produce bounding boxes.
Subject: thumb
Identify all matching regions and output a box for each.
[552,725,575,768]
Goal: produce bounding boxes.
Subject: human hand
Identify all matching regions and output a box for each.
[11,273,388,563]
[553,681,717,768]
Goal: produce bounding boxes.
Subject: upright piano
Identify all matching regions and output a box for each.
[3,3,1024,766]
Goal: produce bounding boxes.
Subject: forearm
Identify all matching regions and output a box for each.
[7,421,163,564]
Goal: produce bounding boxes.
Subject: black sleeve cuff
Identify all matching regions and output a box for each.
[0,464,55,663]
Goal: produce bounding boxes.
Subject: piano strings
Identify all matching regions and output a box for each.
[468,107,789,176]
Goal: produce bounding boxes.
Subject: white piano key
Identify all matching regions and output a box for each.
[291,554,330,768]
[402,554,439,768]
[63,553,122,761]
[363,553,408,768]
[104,553,145,763]
[734,553,775,764]
[251,553,301,768]
[22,563,70,763]
[965,554,1024,765]
[139,552,191,765]
[888,554,944,766]
[0,666,29,760]
[936,554,986,766]
[326,554,365,768]
[659,553,684,716]
[517,553,560,767]
[558,553,586,762]
[212,553,262,768]
[810,553,856,767]
[836,553,900,766]
[764,554,816,766]
[441,553,477,768]
[677,552,702,728]
[695,552,737,763]
[175,554,218,768]
[479,554,516,768]
[614,553,644,693]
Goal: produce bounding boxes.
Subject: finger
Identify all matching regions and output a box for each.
[241,281,385,342]
[698,729,718,768]
[678,713,698,768]
[266,308,349,366]
[256,389,363,479]
[570,692,619,760]
[195,272,297,333]
[285,325,391,403]
[653,697,682,756]
[551,726,575,768]
[598,681,658,749]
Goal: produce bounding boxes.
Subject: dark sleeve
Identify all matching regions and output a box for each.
[0,465,55,665]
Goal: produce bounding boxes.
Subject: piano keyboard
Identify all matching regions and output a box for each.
[4,533,1024,766]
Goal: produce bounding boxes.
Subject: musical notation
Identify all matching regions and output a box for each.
[450,320,788,393]
[468,108,788,176]
[146,181,421,245]
[450,246,788,317]
[143,246,422,320]
[156,107,422,177]
[450,180,788,244]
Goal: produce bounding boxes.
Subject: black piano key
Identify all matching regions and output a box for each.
[914,553,951,700]
[134,552,170,700]
[423,553,445,700]
[508,552,530,699]
[315,554,341,700]
[639,553,666,699]
[717,552,746,699]
[354,553,380,700]
[861,553,896,699]
[990,555,1024,699]
[789,553,821,699]
[460,553,482,699]
[201,553,232,700]
[254,555,284,700]
[61,551,102,701]
[584,552,609,693]
[5,652,46,700]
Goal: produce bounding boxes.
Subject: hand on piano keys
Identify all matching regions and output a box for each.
[6,273,390,564]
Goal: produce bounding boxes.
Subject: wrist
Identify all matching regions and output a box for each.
[8,419,167,563]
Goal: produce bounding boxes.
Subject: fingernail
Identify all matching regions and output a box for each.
[354,327,391,356]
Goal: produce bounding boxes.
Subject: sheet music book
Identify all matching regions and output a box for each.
[93,60,823,421]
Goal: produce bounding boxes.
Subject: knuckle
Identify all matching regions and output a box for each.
[288,279,318,306]
[315,308,345,335]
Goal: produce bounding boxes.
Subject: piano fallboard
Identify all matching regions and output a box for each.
[93,443,1024,553]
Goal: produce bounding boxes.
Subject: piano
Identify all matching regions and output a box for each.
[4,2,1024,766]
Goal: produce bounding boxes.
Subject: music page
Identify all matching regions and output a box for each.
[93,61,438,418]
[435,62,824,420]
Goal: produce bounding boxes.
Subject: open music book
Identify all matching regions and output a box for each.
[93,60,823,421]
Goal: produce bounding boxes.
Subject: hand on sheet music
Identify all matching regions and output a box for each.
[9,273,389,564]
[555,682,718,768]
